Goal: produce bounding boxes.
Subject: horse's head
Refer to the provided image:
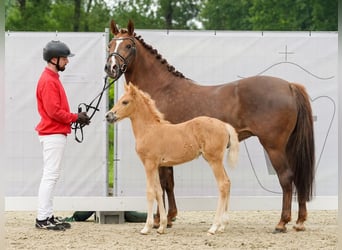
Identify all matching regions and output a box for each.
[105,20,136,79]
[106,82,138,123]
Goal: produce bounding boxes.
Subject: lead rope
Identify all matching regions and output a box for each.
[71,76,116,143]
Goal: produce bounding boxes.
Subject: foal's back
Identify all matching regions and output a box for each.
[135,116,230,167]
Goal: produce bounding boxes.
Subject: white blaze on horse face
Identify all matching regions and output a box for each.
[110,39,123,70]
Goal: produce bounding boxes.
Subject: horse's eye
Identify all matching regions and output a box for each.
[126,44,132,49]
[122,100,129,105]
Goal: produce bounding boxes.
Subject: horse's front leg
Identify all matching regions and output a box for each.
[154,167,177,228]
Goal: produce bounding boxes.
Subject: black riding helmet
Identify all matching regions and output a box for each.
[43,40,75,70]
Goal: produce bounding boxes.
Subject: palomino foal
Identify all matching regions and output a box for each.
[106,82,239,235]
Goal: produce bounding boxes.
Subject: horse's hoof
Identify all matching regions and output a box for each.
[167,222,173,228]
[272,227,287,234]
[293,224,306,231]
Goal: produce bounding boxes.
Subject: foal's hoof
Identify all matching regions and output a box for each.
[272,227,287,234]
[157,227,166,234]
[140,229,150,235]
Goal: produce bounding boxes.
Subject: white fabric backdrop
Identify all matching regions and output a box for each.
[4,31,337,204]
[115,30,337,198]
[5,32,108,196]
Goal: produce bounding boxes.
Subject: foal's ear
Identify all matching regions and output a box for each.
[127,19,134,36]
[124,82,130,92]
[110,20,119,35]
[125,82,135,94]
[128,82,138,96]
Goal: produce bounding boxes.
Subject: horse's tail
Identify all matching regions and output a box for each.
[288,83,315,201]
[226,123,239,167]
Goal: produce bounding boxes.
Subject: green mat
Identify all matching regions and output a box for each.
[124,211,147,222]
[64,211,95,222]
[64,211,148,222]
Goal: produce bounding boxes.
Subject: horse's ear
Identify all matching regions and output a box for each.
[127,19,134,36]
[110,20,119,35]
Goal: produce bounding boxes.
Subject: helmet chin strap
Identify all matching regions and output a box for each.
[49,57,62,71]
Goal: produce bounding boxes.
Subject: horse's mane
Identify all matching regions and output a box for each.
[119,28,186,79]
[134,86,170,124]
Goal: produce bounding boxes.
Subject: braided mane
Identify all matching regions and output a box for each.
[119,28,186,79]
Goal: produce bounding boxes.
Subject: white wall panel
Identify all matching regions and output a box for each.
[5,32,108,196]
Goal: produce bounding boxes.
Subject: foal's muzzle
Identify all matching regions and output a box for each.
[105,111,118,123]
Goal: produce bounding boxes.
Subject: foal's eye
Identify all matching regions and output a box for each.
[122,100,129,105]
[126,44,132,49]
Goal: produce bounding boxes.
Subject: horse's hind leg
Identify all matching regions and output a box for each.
[293,198,307,231]
[154,167,177,228]
[266,148,293,233]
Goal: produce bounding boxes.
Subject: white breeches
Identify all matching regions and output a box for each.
[37,134,66,220]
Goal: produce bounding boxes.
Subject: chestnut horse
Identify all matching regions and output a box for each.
[105,20,315,233]
[106,82,239,235]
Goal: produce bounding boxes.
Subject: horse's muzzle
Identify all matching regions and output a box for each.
[104,63,119,79]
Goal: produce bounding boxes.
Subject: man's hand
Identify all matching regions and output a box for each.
[76,112,90,125]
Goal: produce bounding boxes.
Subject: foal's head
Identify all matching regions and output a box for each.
[106,82,137,123]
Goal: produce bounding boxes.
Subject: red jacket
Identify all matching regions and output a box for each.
[35,67,78,135]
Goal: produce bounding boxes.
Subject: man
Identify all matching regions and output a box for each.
[35,40,90,230]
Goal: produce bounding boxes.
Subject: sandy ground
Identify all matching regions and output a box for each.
[5,210,337,250]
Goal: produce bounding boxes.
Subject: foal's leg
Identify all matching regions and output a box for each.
[141,166,159,235]
[155,169,168,234]
[207,160,230,235]
[218,173,231,233]
[154,167,177,228]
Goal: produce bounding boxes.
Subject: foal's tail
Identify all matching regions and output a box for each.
[226,124,239,167]
[288,83,315,201]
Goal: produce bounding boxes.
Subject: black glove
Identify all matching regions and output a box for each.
[76,112,90,125]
